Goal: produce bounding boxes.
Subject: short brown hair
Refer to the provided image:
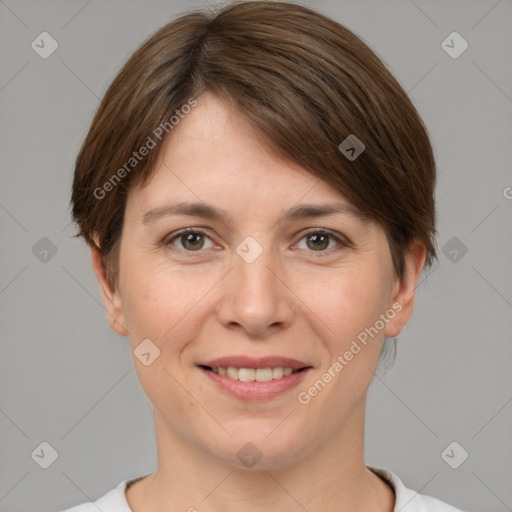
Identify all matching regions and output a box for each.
[71,0,437,288]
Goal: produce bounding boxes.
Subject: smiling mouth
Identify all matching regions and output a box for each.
[199,365,309,382]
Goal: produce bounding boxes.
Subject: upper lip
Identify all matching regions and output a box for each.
[198,356,311,370]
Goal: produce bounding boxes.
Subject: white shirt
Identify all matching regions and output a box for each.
[59,466,466,512]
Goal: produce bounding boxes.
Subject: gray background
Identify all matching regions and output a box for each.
[0,0,511,511]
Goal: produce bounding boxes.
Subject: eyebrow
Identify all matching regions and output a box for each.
[141,200,370,226]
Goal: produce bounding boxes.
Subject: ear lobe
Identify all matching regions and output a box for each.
[383,240,427,338]
[90,239,129,336]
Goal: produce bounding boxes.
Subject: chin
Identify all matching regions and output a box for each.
[203,423,312,471]
[221,445,305,472]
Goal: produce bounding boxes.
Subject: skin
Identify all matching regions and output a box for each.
[91,92,426,512]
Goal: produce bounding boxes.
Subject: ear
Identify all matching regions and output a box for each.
[90,237,129,336]
[384,239,427,338]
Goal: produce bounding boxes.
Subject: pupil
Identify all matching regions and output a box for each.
[184,233,202,250]
[180,233,329,251]
[309,233,328,250]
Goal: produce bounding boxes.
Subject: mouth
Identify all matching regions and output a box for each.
[197,357,313,401]
[199,365,308,382]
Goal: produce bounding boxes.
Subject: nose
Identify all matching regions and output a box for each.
[215,239,294,338]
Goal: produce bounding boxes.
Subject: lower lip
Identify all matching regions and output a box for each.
[199,367,311,401]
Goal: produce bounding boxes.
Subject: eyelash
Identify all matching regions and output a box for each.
[162,228,350,256]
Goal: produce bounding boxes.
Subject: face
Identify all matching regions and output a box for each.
[93,92,425,470]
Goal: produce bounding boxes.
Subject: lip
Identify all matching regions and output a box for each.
[197,356,313,401]
[199,356,309,370]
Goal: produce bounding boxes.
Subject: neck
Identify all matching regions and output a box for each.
[126,398,395,512]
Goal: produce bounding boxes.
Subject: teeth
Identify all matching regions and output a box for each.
[255,368,273,382]
[227,367,239,379]
[239,368,255,382]
[272,367,284,379]
[212,366,298,381]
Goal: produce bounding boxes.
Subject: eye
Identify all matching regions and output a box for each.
[294,229,348,254]
[162,227,349,255]
[163,228,216,252]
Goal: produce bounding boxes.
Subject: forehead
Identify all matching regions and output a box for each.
[155,92,306,184]
[127,93,370,228]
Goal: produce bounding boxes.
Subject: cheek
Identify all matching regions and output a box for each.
[296,273,389,418]
[120,258,218,348]
[119,261,207,406]
[303,265,389,346]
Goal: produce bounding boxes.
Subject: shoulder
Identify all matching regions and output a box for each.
[58,479,132,512]
[368,465,467,512]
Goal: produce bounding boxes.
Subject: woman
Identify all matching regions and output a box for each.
[62,1,465,510]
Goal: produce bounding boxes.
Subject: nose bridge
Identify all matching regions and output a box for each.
[234,234,280,300]
[217,234,293,335]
